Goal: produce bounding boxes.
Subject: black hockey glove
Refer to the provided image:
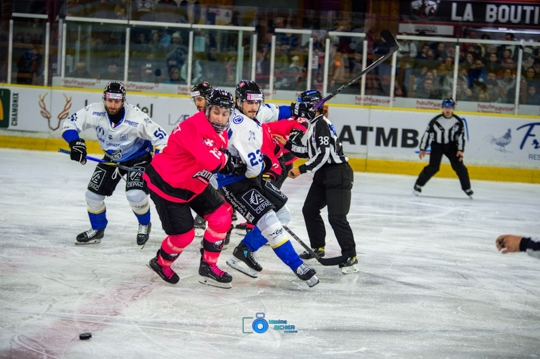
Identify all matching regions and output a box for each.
[288,128,305,144]
[290,102,315,120]
[69,138,87,165]
[262,154,273,173]
[219,150,246,176]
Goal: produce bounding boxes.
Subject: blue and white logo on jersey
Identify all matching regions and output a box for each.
[233,115,244,125]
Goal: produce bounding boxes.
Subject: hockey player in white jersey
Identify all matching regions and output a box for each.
[61,81,168,246]
[216,80,319,287]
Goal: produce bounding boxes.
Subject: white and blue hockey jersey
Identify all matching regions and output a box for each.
[216,103,281,187]
[62,102,168,162]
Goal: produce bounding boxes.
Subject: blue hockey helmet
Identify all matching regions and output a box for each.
[441,98,455,108]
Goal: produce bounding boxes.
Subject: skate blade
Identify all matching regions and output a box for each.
[198,277,232,289]
[75,238,102,245]
[234,228,247,236]
[341,264,360,274]
[194,228,205,238]
[226,257,259,278]
[306,275,320,288]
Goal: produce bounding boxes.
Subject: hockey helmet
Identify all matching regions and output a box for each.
[205,88,234,133]
[441,98,455,108]
[298,89,323,107]
[235,80,264,103]
[190,81,213,98]
[103,81,126,102]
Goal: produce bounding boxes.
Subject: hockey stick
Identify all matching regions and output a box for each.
[312,29,399,111]
[283,225,347,266]
[58,148,144,172]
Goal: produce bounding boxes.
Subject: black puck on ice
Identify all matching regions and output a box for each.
[79,332,92,340]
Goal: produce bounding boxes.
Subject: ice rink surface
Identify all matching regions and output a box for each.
[1,148,539,359]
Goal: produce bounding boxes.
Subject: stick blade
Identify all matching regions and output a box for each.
[380,29,398,49]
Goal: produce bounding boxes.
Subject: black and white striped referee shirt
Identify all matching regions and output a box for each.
[419,114,466,151]
[286,114,348,174]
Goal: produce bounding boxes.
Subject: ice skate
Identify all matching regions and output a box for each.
[75,228,105,245]
[294,263,319,287]
[137,222,151,245]
[198,256,232,289]
[413,184,422,196]
[339,256,359,274]
[148,256,179,284]
[464,189,474,199]
[226,242,262,278]
[299,247,325,260]
[234,222,254,236]
[194,215,206,238]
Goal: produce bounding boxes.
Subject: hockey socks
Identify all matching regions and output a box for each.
[271,240,303,272]
[242,227,268,252]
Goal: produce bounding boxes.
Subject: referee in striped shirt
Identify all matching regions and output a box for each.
[278,90,358,274]
[413,98,473,198]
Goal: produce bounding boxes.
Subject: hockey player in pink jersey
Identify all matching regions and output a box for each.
[144,89,244,289]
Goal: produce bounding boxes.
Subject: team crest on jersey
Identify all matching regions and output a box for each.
[233,115,244,125]
[107,149,123,160]
[203,138,215,147]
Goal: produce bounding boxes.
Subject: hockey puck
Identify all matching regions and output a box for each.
[79,332,92,340]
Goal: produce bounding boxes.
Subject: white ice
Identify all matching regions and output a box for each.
[1,148,539,359]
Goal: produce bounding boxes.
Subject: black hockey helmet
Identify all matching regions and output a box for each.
[205,88,234,133]
[103,81,126,102]
[191,81,213,98]
[298,89,323,107]
[235,80,264,103]
[441,98,455,108]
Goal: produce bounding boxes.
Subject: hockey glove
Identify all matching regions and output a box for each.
[219,150,246,176]
[69,138,87,165]
[290,102,315,120]
[288,128,305,144]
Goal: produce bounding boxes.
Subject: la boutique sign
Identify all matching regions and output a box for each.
[450,2,540,24]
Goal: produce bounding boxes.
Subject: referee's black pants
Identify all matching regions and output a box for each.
[302,162,356,258]
[416,142,471,190]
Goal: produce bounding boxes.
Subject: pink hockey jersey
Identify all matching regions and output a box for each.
[143,111,228,203]
[262,117,308,180]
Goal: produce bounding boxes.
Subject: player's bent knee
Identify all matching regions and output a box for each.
[206,204,233,234]
[85,190,106,213]
[275,205,291,225]
[126,189,149,214]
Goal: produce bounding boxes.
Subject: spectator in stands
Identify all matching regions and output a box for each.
[181,59,203,84]
[178,0,201,24]
[455,77,473,101]
[485,79,504,103]
[155,0,178,24]
[255,47,270,86]
[522,67,539,89]
[485,52,501,75]
[498,68,516,96]
[138,62,162,83]
[69,62,92,78]
[131,32,150,61]
[99,61,123,81]
[525,84,540,105]
[462,52,476,71]
[166,32,188,70]
[468,58,488,90]
[498,33,517,61]
[274,42,290,75]
[132,0,156,21]
[148,30,167,60]
[433,42,447,62]
[435,62,453,98]
[163,66,181,84]
[396,34,417,82]
[16,41,43,84]
[415,77,441,99]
